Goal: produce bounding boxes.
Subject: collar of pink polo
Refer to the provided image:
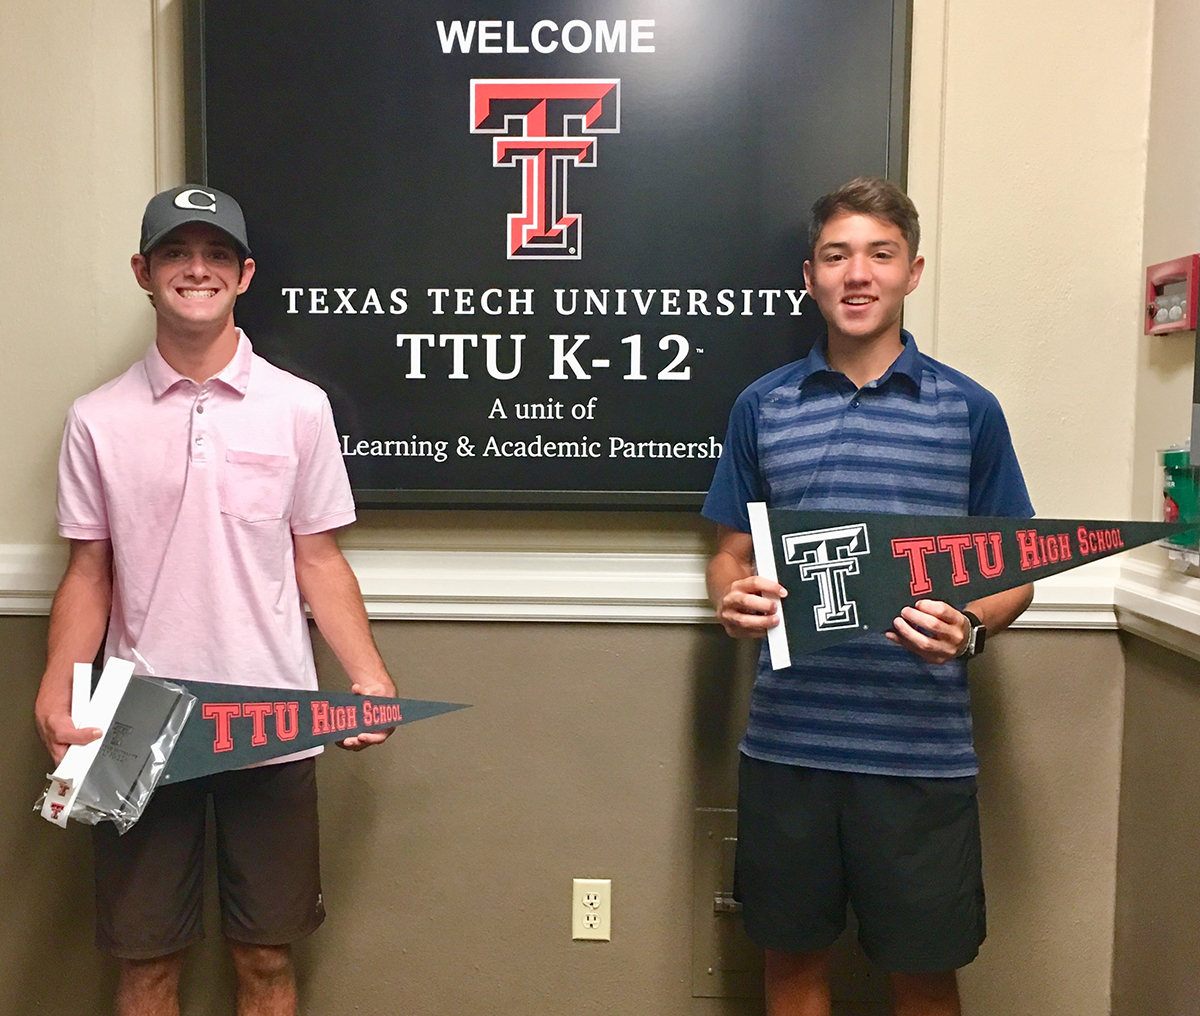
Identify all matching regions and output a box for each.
[143,329,254,399]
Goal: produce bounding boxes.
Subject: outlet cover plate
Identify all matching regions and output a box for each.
[572,877,611,941]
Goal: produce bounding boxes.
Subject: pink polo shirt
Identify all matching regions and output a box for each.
[57,330,356,691]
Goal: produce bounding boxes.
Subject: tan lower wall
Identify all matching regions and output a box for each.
[965,632,1125,1016]
[0,620,1125,1016]
[1112,635,1200,1016]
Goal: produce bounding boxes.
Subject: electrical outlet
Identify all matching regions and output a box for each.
[572,878,611,941]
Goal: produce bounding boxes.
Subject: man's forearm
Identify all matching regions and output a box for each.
[294,534,397,751]
[965,583,1034,636]
[294,540,392,693]
[39,550,111,699]
[707,547,754,609]
[35,541,112,761]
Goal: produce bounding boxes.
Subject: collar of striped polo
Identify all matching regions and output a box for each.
[797,328,922,392]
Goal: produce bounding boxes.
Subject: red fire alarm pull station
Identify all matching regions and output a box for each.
[1145,254,1199,335]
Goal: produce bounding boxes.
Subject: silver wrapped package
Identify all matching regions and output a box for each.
[37,663,196,835]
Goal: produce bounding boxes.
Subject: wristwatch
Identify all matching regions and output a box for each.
[958,610,986,658]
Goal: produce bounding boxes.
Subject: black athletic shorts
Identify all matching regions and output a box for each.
[735,753,985,973]
[92,758,325,959]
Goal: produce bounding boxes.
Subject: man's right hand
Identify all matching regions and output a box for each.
[708,526,788,639]
[715,575,788,638]
[36,704,101,767]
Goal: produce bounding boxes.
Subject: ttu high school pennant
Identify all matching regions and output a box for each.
[41,660,468,832]
[747,504,1195,670]
[161,680,469,784]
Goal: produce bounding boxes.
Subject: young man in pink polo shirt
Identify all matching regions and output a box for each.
[34,185,395,1016]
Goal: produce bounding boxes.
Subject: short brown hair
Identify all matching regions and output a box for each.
[809,177,920,259]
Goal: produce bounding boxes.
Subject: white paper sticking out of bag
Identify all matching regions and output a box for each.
[38,659,195,833]
[40,658,134,826]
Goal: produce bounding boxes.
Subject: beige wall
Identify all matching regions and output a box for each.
[1132,0,1200,522]
[0,617,1126,1016]
[1111,1,1200,1011]
[0,2,159,546]
[1112,636,1200,1016]
[3,1,1196,1015]
[965,633,1125,1016]
[906,1,1154,520]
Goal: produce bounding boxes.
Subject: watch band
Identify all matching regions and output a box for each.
[959,610,986,658]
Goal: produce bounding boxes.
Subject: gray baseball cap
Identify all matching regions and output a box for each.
[139,184,252,257]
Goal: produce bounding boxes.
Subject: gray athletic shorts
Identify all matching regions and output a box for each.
[92,758,325,959]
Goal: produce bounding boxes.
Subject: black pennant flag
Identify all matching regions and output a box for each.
[747,503,1194,669]
[161,681,469,784]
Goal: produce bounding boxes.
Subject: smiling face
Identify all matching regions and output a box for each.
[131,222,255,334]
[802,211,924,345]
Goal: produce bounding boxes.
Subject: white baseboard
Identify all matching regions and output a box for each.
[0,542,1127,628]
[0,544,68,614]
[1114,557,1200,659]
[344,548,713,622]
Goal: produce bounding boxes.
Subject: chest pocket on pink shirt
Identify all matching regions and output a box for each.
[220,449,293,522]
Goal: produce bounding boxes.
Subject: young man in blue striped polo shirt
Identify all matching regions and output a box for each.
[703,177,1034,1016]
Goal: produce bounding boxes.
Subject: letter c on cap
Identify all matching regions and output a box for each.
[174,188,217,212]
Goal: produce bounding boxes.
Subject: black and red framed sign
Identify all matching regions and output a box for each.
[188,0,911,508]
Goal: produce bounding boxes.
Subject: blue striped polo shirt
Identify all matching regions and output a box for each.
[702,332,1033,777]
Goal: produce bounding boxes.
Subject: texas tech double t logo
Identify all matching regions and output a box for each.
[471,79,621,260]
[781,524,871,632]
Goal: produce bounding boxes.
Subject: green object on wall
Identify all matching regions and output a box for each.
[1162,446,1200,548]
